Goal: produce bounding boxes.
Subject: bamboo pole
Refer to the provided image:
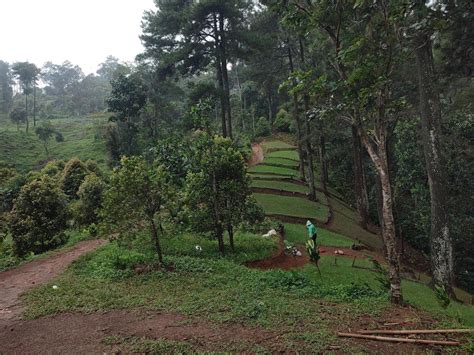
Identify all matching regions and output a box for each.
[358,329,474,335]
[337,332,460,346]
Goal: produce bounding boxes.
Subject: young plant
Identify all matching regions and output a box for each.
[101,156,173,264]
[306,239,321,275]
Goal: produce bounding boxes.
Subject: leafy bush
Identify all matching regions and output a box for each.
[8,176,69,256]
[254,117,271,137]
[260,269,310,290]
[60,158,89,199]
[75,173,105,225]
[274,108,292,133]
[40,160,65,178]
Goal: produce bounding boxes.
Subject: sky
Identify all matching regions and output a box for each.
[0,0,155,75]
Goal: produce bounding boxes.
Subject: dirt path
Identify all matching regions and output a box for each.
[0,239,106,321]
[248,142,264,167]
[0,309,286,353]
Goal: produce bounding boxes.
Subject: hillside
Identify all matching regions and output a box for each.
[0,114,108,172]
[0,137,472,353]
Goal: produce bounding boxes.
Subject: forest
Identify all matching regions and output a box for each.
[0,0,473,353]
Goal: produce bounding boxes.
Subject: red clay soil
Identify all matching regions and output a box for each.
[246,231,385,271]
[248,142,264,167]
[0,239,106,321]
[0,309,288,353]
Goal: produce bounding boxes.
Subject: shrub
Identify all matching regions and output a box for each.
[254,117,271,137]
[274,108,292,133]
[8,176,69,256]
[60,158,89,199]
[40,160,65,178]
[75,173,105,226]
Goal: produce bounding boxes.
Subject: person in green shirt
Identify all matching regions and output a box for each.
[306,220,317,243]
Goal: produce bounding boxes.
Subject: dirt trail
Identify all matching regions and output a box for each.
[248,142,264,167]
[0,239,106,320]
[0,310,283,353]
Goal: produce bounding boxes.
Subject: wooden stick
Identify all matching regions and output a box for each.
[358,329,474,335]
[337,332,460,346]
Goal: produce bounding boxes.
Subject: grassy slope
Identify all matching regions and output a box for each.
[261,140,295,150]
[0,115,108,172]
[251,179,309,193]
[248,164,298,177]
[251,139,474,330]
[263,157,299,167]
[254,193,329,221]
[266,150,299,160]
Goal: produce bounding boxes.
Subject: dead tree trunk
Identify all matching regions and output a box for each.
[415,33,453,292]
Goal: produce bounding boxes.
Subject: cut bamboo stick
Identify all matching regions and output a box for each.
[337,332,460,346]
[358,329,474,335]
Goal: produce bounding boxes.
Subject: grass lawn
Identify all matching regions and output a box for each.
[328,197,384,251]
[284,223,354,248]
[253,193,329,221]
[261,140,295,150]
[0,115,108,172]
[263,157,299,168]
[248,164,298,177]
[266,150,299,161]
[251,180,309,194]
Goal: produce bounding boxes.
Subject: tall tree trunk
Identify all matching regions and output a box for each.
[287,40,306,179]
[319,125,328,193]
[303,98,317,201]
[150,219,163,264]
[267,95,273,125]
[33,85,36,127]
[227,223,234,252]
[212,171,225,255]
[219,14,232,139]
[25,94,29,133]
[352,125,370,229]
[360,129,402,304]
[213,13,227,138]
[298,37,316,200]
[415,33,453,292]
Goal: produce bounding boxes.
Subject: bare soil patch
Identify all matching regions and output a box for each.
[0,310,286,353]
[248,142,264,167]
[0,239,106,320]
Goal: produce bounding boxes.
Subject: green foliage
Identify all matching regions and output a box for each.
[8,176,69,256]
[370,258,390,292]
[184,133,256,253]
[434,284,451,309]
[60,158,89,199]
[75,173,105,226]
[253,193,329,221]
[101,156,173,262]
[35,121,63,157]
[306,239,320,263]
[9,107,26,129]
[273,108,292,133]
[254,117,271,137]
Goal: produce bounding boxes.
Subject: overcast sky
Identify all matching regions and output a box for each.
[0,0,155,75]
